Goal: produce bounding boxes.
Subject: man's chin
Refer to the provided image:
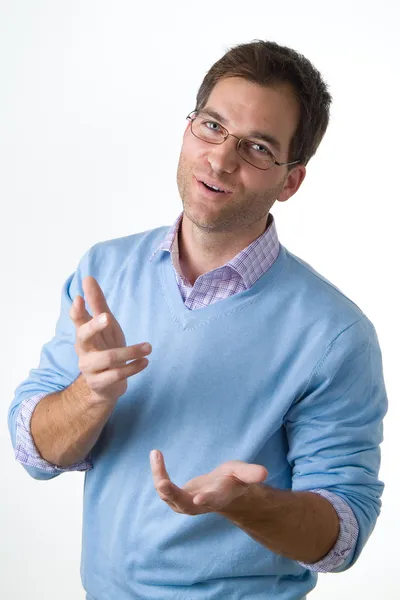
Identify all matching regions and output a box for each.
[182,204,233,233]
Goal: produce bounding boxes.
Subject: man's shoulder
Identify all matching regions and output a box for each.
[91,224,169,258]
[281,246,367,323]
[81,225,167,268]
[76,224,170,282]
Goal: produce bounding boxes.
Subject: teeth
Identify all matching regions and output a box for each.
[203,182,224,192]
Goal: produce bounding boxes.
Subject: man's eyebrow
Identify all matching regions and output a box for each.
[198,107,282,153]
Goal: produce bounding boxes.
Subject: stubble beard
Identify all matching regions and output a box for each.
[176,153,285,234]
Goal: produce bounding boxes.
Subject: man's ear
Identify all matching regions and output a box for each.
[277,165,306,203]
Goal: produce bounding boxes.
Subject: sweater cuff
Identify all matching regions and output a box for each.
[298,488,359,572]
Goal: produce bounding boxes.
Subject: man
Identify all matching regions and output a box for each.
[8,40,387,599]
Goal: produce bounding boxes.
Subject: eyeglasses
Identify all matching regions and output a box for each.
[186,111,300,171]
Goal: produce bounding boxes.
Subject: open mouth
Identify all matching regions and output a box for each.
[201,181,227,194]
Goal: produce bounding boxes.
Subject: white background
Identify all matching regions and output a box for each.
[1,1,399,598]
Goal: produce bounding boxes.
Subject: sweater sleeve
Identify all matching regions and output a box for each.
[284,316,387,572]
[8,246,94,480]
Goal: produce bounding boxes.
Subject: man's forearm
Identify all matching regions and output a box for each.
[218,483,340,564]
[30,375,115,467]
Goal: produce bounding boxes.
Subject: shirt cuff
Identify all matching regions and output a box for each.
[298,488,359,572]
[15,392,92,473]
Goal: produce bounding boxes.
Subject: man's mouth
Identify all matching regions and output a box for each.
[197,178,231,194]
[202,181,226,193]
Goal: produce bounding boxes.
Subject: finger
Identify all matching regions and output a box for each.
[190,475,233,508]
[192,492,214,506]
[192,479,241,509]
[157,481,196,512]
[69,294,91,328]
[230,463,268,485]
[149,452,204,514]
[82,277,122,350]
[75,313,110,351]
[83,276,112,318]
[192,474,250,510]
[80,343,152,373]
[84,357,149,390]
[150,450,171,486]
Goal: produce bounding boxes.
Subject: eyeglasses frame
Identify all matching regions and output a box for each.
[186,111,300,171]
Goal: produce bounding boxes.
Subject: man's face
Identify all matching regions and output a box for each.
[176,77,304,233]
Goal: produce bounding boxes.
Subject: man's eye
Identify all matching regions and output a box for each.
[205,121,222,131]
[251,142,272,155]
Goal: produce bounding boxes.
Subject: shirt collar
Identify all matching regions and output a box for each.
[150,211,279,289]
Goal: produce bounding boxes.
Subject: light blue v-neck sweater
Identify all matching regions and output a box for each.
[9,226,387,599]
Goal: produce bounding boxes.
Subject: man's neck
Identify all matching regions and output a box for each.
[178,214,269,286]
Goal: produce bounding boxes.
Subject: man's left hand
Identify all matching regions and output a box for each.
[150,449,268,515]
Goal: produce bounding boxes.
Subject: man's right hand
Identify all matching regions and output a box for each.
[69,275,152,405]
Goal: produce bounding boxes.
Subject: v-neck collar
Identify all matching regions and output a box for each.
[157,244,288,331]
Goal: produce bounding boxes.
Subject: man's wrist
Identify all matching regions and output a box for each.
[216,483,340,564]
[217,483,270,523]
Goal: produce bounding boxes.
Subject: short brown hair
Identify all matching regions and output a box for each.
[195,40,332,166]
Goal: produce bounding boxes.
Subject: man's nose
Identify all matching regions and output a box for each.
[207,137,240,174]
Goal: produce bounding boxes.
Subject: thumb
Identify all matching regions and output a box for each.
[229,462,268,485]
